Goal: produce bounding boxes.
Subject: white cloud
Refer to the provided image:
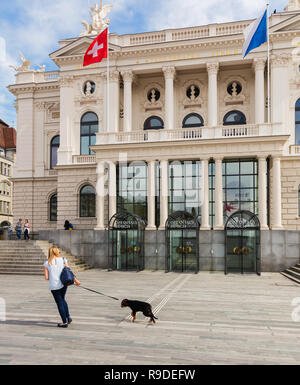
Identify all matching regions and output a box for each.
[149,0,268,30]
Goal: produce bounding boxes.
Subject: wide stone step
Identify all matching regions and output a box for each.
[289,266,300,274]
[284,268,300,280]
[281,271,300,285]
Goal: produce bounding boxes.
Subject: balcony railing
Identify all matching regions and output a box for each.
[290,146,300,155]
[97,123,284,145]
[73,155,96,164]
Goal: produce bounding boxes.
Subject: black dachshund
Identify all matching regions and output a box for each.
[121,299,158,324]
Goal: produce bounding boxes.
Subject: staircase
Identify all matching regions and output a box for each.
[0,240,92,276]
[281,264,300,285]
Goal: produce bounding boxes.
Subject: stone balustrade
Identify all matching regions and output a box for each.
[96,123,284,145]
[290,145,300,155]
[72,155,97,164]
[44,72,60,81]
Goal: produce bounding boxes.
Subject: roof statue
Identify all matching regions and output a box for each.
[80,1,113,37]
[284,0,300,11]
[9,52,32,72]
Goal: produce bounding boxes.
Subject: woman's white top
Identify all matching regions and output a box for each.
[43,257,67,291]
[24,223,30,233]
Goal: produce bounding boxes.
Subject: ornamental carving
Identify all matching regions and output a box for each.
[271,54,290,67]
[222,75,247,106]
[252,58,266,72]
[206,62,219,75]
[162,66,176,80]
[143,82,164,111]
[80,2,113,37]
[121,70,135,83]
[59,75,74,87]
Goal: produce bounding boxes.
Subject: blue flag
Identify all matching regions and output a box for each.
[242,9,267,58]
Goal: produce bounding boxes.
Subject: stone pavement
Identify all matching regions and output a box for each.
[1,270,300,365]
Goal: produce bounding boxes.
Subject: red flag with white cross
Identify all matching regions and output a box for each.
[83,28,108,67]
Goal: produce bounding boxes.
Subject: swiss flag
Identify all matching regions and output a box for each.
[83,28,108,67]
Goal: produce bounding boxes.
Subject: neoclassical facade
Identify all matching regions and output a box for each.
[0,120,16,227]
[8,1,300,272]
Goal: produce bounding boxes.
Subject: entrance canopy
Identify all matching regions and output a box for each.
[225,210,260,230]
[109,211,146,231]
[166,211,199,230]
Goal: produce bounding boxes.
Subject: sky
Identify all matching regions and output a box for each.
[0,0,288,127]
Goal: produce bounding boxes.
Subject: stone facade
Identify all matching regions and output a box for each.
[7,2,300,271]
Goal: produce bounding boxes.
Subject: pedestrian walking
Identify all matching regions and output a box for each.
[24,219,31,241]
[15,219,22,240]
[43,246,81,328]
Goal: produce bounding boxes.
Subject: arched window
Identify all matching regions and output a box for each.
[80,185,96,218]
[223,111,246,126]
[50,136,60,169]
[295,99,300,145]
[49,194,57,222]
[81,112,98,155]
[144,116,164,130]
[182,113,204,128]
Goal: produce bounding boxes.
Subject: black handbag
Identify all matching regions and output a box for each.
[60,258,75,287]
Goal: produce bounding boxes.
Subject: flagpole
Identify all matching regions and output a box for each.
[107,26,110,133]
[267,3,270,124]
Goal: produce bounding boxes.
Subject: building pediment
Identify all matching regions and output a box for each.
[270,13,300,33]
[50,36,120,64]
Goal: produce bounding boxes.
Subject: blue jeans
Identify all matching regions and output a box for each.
[16,230,22,240]
[51,286,70,324]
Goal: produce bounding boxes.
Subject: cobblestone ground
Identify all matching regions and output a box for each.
[0,270,300,365]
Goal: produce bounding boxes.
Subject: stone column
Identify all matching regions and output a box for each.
[271,54,289,124]
[121,70,134,132]
[159,160,169,229]
[162,67,176,130]
[253,58,266,124]
[272,157,283,230]
[95,161,106,230]
[109,70,120,133]
[58,76,74,165]
[201,157,210,230]
[207,62,219,127]
[147,160,156,230]
[109,161,117,221]
[258,156,268,230]
[214,157,224,230]
[34,102,45,177]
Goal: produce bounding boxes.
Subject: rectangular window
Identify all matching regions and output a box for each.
[209,161,215,229]
[169,161,202,224]
[223,159,258,224]
[117,162,148,220]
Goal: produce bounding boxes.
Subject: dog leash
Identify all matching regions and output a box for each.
[78,286,119,301]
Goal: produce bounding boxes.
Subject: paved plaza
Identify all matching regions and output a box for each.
[0,270,300,365]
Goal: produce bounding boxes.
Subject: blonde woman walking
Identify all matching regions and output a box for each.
[43,246,81,328]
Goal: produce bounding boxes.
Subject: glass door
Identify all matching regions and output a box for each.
[169,229,198,273]
[182,229,198,272]
[169,230,183,272]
